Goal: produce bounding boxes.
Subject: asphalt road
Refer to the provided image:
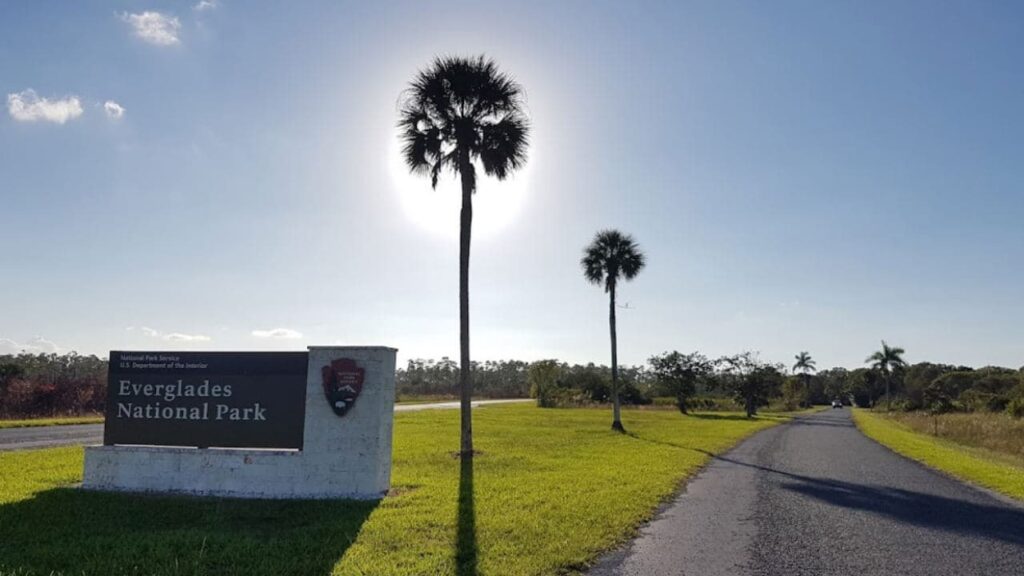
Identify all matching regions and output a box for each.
[589,408,1024,576]
[0,424,104,451]
[0,398,530,451]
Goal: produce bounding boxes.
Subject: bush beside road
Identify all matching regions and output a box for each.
[0,404,790,576]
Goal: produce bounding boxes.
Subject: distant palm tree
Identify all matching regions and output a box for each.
[582,230,646,432]
[792,351,816,407]
[866,341,906,411]
[398,56,529,457]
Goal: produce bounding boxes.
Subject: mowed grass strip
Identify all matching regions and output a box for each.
[0,402,503,429]
[0,402,519,429]
[0,404,782,576]
[853,409,1024,502]
[0,416,104,429]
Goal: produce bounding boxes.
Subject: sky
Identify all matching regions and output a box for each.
[1,1,1023,370]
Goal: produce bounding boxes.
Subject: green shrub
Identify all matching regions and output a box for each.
[537,387,593,408]
[924,380,957,414]
[687,396,740,411]
[1007,397,1024,419]
[619,382,652,406]
[648,351,712,414]
[528,360,563,408]
[959,389,1008,412]
[781,376,804,411]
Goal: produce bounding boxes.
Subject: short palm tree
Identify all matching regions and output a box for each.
[398,56,529,457]
[866,341,906,411]
[582,230,646,432]
[792,351,816,407]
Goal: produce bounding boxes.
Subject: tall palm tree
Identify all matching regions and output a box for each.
[792,351,816,407]
[866,340,906,411]
[398,56,529,457]
[582,230,646,432]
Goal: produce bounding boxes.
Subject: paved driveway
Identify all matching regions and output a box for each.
[589,409,1024,576]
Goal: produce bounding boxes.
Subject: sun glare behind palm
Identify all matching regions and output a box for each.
[387,138,532,240]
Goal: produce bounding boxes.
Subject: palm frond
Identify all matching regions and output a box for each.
[620,248,646,280]
[581,229,646,292]
[866,340,907,371]
[398,55,529,193]
[581,251,606,286]
[478,113,529,180]
[793,351,816,373]
[430,158,444,188]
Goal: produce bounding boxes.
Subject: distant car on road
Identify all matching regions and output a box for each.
[831,400,843,409]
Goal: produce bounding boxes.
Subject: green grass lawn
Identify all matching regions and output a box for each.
[394,394,459,404]
[0,404,788,576]
[852,409,1024,502]
[0,415,104,429]
[0,401,521,429]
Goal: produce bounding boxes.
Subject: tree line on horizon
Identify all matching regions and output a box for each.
[0,352,106,418]
[398,347,1024,419]
[1,349,1023,420]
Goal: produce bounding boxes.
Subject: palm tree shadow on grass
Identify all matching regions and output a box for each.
[456,455,478,576]
[624,431,726,456]
[0,487,378,575]
[624,412,814,452]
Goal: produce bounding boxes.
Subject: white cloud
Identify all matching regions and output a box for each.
[0,336,61,355]
[134,326,211,342]
[165,332,212,342]
[103,100,125,119]
[119,11,181,46]
[252,328,303,339]
[194,0,218,11]
[7,90,83,124]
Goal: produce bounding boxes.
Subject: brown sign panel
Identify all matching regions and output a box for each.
[321,358,365,417]
[104,351,308,450]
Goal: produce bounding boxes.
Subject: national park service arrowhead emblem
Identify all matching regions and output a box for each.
[321,358,365,417]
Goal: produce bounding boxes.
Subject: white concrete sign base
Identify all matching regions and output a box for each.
[82,346,396,499]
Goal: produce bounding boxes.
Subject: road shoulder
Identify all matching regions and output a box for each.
[852,409,1024,503]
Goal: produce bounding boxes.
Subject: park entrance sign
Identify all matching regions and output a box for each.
[104,351,308,449]
[82,346,397,499]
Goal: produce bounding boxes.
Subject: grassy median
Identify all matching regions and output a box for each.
[0,416,104,429]
[853,409,1024,502]
[0,401,496,429]
[0,404,786,576]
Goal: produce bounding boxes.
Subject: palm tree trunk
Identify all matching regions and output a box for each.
[885,371,891,412]
[458,159,474,457]
[609,283,623,432]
